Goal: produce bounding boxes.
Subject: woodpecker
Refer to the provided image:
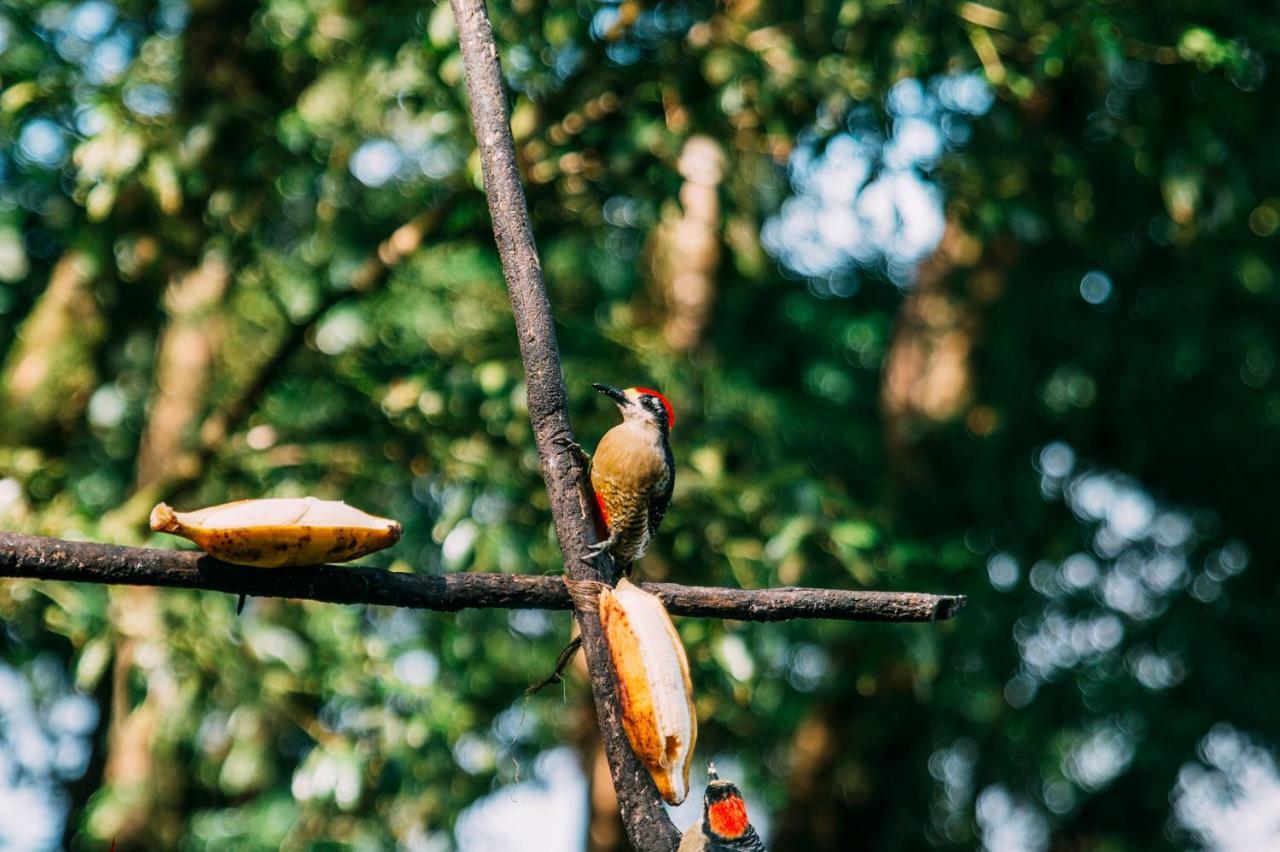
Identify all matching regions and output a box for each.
[679,764,767,852]
[582,383,676,572]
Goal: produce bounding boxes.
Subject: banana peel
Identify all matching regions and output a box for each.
[150,497,401,567]
[596,578,697,805]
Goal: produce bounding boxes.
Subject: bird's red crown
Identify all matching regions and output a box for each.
[632,387,676,428]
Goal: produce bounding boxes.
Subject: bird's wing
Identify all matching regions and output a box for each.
[647,448,674,536]
[737,826,766,851]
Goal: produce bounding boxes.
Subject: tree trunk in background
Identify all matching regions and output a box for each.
[773,704,841,847]
[0,250,104,445]
[881,219,982,452]
[774,660,936,849]
[99,253,229,850]
[84,0,259,834]
[881,217,1016,482]
[649,136,726,352]
[60,646,117,852]
[96,582,191,850]
[134,252,229,490]
[585,729,626,852]
[567,627,628,852]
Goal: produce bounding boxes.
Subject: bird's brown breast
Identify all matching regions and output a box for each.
[591,422,668,488]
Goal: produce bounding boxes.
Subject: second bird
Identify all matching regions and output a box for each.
[586,383,676,573]
[678,765,767,852]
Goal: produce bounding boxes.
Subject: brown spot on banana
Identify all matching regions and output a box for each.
[149,497,401,568]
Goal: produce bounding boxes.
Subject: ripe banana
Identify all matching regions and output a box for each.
[582,577,697,805]
[150,497,401,567]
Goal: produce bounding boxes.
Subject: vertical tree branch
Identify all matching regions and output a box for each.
[447,1,682,847]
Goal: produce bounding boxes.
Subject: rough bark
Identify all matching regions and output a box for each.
[448,0,683,847]
[586,731,626,852]
[645,581,965,623]
[0,532,965,622]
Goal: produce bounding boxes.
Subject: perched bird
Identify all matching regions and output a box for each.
[584,383,676,572]
[679,764,766,852]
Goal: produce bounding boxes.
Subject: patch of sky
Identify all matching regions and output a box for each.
[0,660,100,851]
[16,119,68,170]
[763,73,994,289]
[1007,444,1244,714]
[1174,723,1280,850]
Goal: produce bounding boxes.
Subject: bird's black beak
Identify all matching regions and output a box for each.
[592,383,630,406]
[706,762,719,782]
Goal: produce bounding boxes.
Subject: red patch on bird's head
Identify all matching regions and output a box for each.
[707,793,749,839]
[632,387,675,429]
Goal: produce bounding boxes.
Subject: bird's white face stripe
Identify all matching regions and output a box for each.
[620,389,670,430]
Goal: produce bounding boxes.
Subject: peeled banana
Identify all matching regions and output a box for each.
[150,497,401,567]
[593,577,698,805]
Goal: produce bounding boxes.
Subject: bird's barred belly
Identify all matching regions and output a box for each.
[612,510,651,563]
[598,484,652,563]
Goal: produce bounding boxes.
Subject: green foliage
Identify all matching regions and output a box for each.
[1,0,1279,849]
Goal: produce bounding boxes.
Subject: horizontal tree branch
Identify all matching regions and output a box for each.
[0,533,965,623]
[646,581,966,623]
